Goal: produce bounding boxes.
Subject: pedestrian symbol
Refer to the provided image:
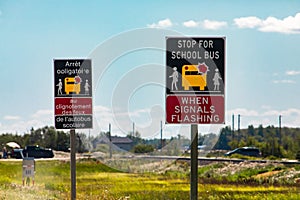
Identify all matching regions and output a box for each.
[169,67,179,91]
[84,79,90,95]
[56,79,63,95]
[213,68,222,91]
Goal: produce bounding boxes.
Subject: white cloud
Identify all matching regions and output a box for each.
[147,18,173,28]
[234,16,262,28]
[202,19,227,30]
[234,13,300,34]
[229,108,259,117]
[286,70,300,76]
[183,20,199,28]
[227,108,300,129]
[94,105,142,136]
[2,105,300,138]
[282,108,300,116]
[0,119,50,134]
[31,109,53,119]
[93,105,187,138]
[92,106,198,143]
[272,79,296,84]
[182,19,227,30]
[262,110,281,117]
[0,109,55,134]
[3,115,21,120]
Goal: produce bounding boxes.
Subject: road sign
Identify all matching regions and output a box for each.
[54,59,93,129]
[166,37,225,124]
[22,157,35,186]
[22,157,35,178]
[166,95,224,124]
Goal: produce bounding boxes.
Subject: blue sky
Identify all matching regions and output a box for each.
[1,1,300,138]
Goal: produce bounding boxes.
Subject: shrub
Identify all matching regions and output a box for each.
[133,144,154,153]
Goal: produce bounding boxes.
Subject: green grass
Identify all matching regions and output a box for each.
[0,159,299,199]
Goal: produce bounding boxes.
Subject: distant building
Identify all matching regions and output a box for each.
[92,135,133,151]
[111,136,133,151]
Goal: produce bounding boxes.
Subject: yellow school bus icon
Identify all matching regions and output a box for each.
[64,76,81,95]
[182,64,208,91]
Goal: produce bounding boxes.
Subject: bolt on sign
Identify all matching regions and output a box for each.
[54,59,93,129]
[166,37,225,124]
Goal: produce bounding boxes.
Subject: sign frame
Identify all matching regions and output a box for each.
[54,59,93,129]
[165,36,226,125]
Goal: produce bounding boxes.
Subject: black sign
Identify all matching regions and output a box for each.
[54,59,93,129]
[55,115,93,129]
[165,37,226,124]
[166,37,225,95]
[54,59,92,98]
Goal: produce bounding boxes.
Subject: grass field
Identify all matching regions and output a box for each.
[0,159,300,199]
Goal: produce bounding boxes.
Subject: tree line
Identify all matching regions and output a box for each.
[1,124,300,159]
[213,125,300,159]
[0,126,87,153]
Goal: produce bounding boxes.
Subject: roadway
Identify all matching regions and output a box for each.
[2,152,300,165]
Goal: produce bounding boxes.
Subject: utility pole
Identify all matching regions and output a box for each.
[279,115,282,144]
[238,114,241,143]
[132,122,135,137]
[109,123,112,159]
[160,121,163,149]
[238,114,240,133]
[232,114,235,140]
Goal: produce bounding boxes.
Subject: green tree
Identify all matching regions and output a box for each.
[214,126,231,150]
[127,131,142,146]
[248,125,255,136]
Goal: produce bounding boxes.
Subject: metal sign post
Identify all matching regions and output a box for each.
[165,37,226,200]
[190,124,198,200]
[54,59,93,129]
[70,129,76,200]
[54,59,93,200]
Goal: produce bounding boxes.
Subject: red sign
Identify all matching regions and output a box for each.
[166,95,224,124]
[55,98,92,115]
